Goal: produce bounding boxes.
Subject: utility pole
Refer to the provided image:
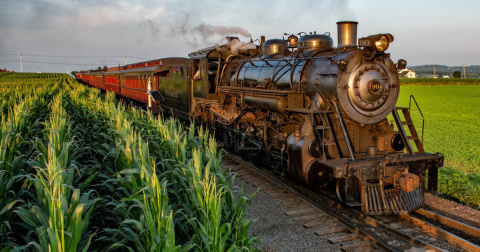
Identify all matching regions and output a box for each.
[463,64,466,78]
[20,54,22,73]
[124,56,126,66]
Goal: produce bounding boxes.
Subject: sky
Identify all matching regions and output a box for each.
[1,0,480,73]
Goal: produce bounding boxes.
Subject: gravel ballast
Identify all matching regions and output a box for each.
[424,193,480,229]
[236,178,344,252]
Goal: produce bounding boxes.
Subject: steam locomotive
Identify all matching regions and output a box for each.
[76,21,443,215]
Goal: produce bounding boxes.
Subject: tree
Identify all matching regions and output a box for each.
[453,71,461,78]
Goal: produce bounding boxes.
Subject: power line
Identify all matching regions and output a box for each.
[0,60,122,66]
[2,53,148,60]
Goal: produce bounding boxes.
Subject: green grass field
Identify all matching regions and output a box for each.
[400,78,480,85]
[397,85,480,205]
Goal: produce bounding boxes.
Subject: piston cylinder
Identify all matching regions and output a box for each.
[244,96,287,113]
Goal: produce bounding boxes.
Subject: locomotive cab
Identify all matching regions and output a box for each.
[189,48,224,100]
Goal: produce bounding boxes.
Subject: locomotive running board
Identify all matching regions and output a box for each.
[361,183,424,215]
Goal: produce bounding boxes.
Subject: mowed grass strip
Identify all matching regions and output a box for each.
[397,85,480,174]
[397,85,480,206]
[400,78,480,86]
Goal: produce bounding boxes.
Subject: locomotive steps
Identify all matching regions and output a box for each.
[221,151,480,252]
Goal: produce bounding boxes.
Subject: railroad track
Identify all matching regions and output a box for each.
[221,151,480,252]
[405,208,480,251]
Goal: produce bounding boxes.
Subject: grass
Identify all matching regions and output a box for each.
[400,78,480,86]
[397,85,480,206]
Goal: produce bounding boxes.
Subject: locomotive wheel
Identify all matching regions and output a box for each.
[235,136,248,158]
[223,128,235,151]
[336,178,346,205]
[248,147,263,165]
[307,162,333,189]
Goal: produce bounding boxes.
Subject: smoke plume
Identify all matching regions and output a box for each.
[169,12,252,47]
[141,20,160,39]
[193,24,251,41]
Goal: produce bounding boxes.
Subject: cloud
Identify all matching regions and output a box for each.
[0,0,165,30]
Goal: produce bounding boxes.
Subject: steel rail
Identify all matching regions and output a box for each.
[407,208,480,252]
[223,151,444,252]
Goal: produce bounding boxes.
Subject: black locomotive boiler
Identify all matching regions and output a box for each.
[77,21,443,215]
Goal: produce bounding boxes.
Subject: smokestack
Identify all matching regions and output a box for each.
[336,21,358,49]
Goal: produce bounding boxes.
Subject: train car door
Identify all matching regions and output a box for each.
[192,58,206,99]
[156,65,189,113]
[205,58,219,100]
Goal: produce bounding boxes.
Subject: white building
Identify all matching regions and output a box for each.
[398,68,416,78]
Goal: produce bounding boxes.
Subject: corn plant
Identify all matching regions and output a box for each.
[1,74,259,251]
[14,94,98,252]
[0,91,52,248]
[105,137,182,252]
[146,119,259,250]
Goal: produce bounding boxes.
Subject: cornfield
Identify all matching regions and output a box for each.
[0,73,259,251]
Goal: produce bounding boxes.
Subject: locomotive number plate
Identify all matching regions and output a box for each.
[368,79,382,95]
[358,39,371,47]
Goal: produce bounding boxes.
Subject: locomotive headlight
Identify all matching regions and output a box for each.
[375,36,389,51]
[358,33,394,53]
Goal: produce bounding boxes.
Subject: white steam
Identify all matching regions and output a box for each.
[227,39,256,55]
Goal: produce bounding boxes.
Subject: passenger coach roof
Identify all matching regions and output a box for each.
[188,44,227,60]
[122,57,188,73]
[83,57,189,74]
[123,66,159,73]
[127,57,188,67]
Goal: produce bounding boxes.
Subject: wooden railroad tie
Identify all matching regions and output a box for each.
[282,198,305,206]
[315,226,348,236]
[258,187,277,193]
[284,208,315,216]
[328,234,358,244]
[266,192,287,198]
[340,241,371,252]
[294,214,325,222]
[304,221,327,229]
[226,165,244,171]
[234,171,247,177]
[274,194,297,201]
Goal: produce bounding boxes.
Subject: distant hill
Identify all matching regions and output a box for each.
[409,64,480,78]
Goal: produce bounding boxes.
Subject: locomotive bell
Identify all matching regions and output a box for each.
[284,34,298,48]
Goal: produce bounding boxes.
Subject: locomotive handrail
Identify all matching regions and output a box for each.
[332,102,356,160]
[409,95,425,145]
